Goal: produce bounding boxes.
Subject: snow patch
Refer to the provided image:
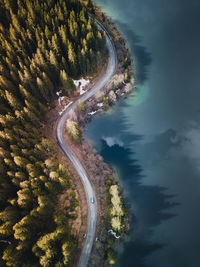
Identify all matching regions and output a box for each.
[97,102,103,107]
[59,101,73,115]
[88,111,97,116]
[56,90,62,96]
[73,78,90,95]
[108,229,120,239]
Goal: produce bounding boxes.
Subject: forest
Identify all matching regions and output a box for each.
[0,0,106,266]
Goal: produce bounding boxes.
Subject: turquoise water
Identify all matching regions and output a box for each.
[86,1,200,266]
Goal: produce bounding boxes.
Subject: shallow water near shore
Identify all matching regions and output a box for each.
[85,0,200,266]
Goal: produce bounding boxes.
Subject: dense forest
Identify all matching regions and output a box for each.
[0,0,106,266]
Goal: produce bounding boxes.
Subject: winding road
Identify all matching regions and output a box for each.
[56,22,117,267]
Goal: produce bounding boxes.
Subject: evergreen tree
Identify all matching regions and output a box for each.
[5,90,23,110]
[0,0,106,265]
[60,69,75,94]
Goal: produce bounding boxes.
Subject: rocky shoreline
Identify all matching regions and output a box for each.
[46,5,134,266]
[74,5,134,266]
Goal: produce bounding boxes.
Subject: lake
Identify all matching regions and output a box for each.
[86,0,200,266]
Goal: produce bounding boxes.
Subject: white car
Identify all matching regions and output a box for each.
[90,197,95,204]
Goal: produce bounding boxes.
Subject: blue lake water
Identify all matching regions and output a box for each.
[86,0,200,266]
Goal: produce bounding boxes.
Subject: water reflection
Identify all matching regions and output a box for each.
[113,20,152,85]
[100,139,178,266]
[86,107,179,267]
[89,0,200,266]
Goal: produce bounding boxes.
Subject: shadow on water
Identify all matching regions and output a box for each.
[85,14,178,263]
[85,102,179,266]
[112,20,152,85]
[98,129,179,266]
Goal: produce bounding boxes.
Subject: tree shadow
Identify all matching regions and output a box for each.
[85,69,179,267]
[112,19,152,85]
[99,134,179,267]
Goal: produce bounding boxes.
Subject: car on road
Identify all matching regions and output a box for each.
[90,197,95,204]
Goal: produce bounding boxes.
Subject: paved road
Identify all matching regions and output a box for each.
[56,23,117,267]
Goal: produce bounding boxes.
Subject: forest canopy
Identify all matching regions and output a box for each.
[0,0,106,266]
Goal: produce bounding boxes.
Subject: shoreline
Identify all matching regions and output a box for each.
[45,5,134,266]
[74,5,134,266]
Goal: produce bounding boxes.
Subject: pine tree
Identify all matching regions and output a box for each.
[68,42,75,64]
[36,77,49,101]
[67,42,76,76]
[42,72,54,96]
[49,49,59,70]
[14,156,28,168]
[0,75,17,93]
[17,188,33,208]
[60,69,76,94]
[5,90,23,110]
[0,221,13,236]
[0,0,107,265]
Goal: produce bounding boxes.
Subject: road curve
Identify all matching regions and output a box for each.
[56,22,117,267]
